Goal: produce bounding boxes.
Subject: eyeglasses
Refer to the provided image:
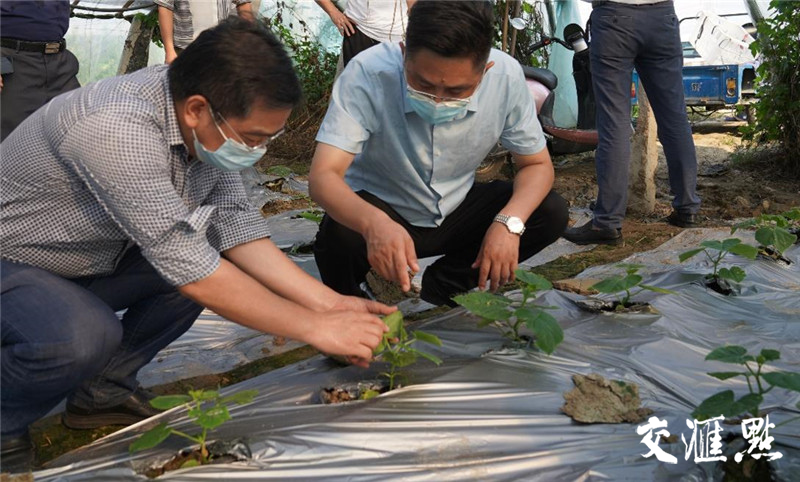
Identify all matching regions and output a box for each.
[405,83,472,104]
[210,107,285,151]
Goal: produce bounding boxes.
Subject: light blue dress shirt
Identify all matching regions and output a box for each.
[316,42,546,228]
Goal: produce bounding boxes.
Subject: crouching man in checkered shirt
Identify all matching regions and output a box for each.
[0,17,392,472]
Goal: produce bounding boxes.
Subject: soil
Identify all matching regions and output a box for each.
[561,373,653,424]
[574,298,657,314]
[320,381,390,404]
[140,439,251,478]
[365,268,418,305]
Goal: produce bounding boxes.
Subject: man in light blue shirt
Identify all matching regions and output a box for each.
[310,0,568,306]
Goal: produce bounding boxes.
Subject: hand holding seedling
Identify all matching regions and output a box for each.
[306,310,389,367]
[364,215,419,292]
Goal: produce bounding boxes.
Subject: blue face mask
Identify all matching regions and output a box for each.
[406,91,470,125]
[192,109,268,171]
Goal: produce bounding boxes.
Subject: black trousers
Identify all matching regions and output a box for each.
[313,181,569,306]
[341,27,380,67]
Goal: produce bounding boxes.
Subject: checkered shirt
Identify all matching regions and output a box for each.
[154,0,252,49]
[0,65,271,286]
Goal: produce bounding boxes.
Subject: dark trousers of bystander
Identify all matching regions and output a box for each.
[589,1,701,230]
[0,247,202,439]
[0,44,80,141]
[341,27,380,67]
[313,181,569,307]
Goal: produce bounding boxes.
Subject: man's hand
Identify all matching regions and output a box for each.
[327,295,397,316]
[472,222,521,292]
[305,311,389,368]
[165,48,178,64]
[364,217,419,292]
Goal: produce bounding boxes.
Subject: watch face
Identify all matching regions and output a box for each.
[508,217,525,234]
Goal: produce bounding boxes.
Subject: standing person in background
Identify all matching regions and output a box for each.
[563,0,701,246]
[0,0,80,141]
[315,0,411,67]
[156,0,254,64]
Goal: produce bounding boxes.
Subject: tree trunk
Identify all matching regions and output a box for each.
[627,86,658,215]
[118,14,153,75]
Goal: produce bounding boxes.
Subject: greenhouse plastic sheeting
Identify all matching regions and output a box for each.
[33,234,800,480]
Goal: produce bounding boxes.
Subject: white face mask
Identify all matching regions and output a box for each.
[403,67,483,125]
[193,107,282,171]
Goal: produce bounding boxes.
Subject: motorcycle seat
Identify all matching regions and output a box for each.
[522,65,558,91]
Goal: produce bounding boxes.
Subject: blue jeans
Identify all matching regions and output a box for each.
[1,247,202,437]
[590,1,701,230]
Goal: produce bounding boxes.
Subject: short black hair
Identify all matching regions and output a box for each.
[168,17,301,118]
[405,0,494,68]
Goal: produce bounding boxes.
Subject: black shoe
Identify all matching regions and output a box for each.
[1,431,34,474]
[63,390,163,430]
[562,220,622,245]
[666,211,699,228]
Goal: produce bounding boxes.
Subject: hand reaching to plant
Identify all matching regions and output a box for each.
[472,222,521,292]
[305,310,389,368]
[364,216,419,292]
[325,295,397,317]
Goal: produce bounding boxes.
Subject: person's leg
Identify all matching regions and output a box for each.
[43,48,80,102]
[313,191,428,297]
[586,4,639,230]
[634,4,701,217]
[66,247,203,413]
[1,260,122,439]
[0,49,48,141]
[341,27,380,67]
[419,181,569,306]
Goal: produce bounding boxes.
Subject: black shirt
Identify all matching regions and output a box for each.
[0,0,70,42]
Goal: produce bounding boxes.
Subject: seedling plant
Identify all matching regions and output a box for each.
[372,311,442,391]
[129,388,258,466]
[589,263,674,309]
[453,269,563,354]
[679,238,758,288]
[731,209,799,260]
[693,346,800,422]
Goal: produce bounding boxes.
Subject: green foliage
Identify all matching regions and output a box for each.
[590,264,674,307]
[130,388,258,462]
[265,3,339,107]
[742,1,800,173]
[731,209,800,257]
[374,312,442,390]
[453,269,563,354]
[679,238,758,284]
[494,0,548,68]
[135,8,163,48]
[298,210,324,223]
[693,346,800,421]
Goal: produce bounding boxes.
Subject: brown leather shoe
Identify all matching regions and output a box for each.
[62,390,163,430]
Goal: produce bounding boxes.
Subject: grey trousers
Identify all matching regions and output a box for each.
[589,1,701,230]
[0,46,80,141]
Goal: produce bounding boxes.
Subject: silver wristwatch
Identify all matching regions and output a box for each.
[493,213,526,235]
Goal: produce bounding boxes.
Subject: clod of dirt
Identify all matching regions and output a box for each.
[272,336,287,347]
[365,269,418,305]
[702,277,736,296]
[561,373,653,423]
[574,298,657,314]
[720,433,777,482]
[552,278,601,296]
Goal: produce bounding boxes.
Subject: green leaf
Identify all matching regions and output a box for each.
[639,284,675,295]
[195,404,230,431]
[374,311,405,354]
[360,389,380,400]
[760,349,780,362]
[453,291,512,321]
[731,393,763,418]
[517,307,563,355]
[383,349,417,368]
[700,240,726,252]
[728,242,759,260]
[708,372,745,380]
[514,269,552,291]
[617,263,644,274]
[763,372,800,392]
[705,345,752,364]
[757,226,797,254]
[679,247,705,262]
[693,390,736,420]
[591,274,641,294]
[298,211,323,223]
[220,389,258,405]
[149,395,191,410]
[718,266,746,283]
[412,330,442,347]
[476,317,495,328]
[180,459,201,469]
[190,389,219,402]
[720,238,745,252]
[415,349,443,365]
[129,423,172,452]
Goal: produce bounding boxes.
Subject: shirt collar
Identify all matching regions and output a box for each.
[160,67,186,147]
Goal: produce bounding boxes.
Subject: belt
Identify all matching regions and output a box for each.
[1,38,66,54]
[592,1,671,7]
